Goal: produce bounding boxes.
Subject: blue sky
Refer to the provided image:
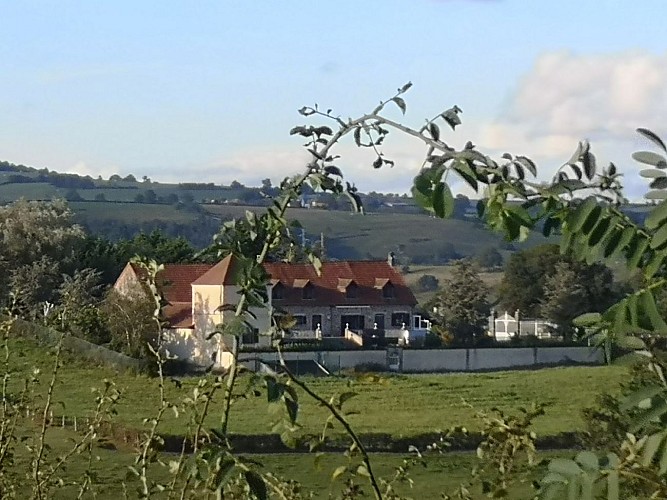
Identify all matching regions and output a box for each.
[1,0,666,197]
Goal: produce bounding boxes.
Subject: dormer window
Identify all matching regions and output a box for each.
[346,282,359,299]
[271,282,284,300]
[303,283,315,300]
[293,278,314,300]
[375,278,394,299]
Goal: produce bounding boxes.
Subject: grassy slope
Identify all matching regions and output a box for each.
[69,201,199,224]
[205,205,552,261]
[12,338,627,439]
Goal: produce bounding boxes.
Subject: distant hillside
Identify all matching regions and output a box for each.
[0,158,653,263]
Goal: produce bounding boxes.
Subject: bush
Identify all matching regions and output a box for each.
[416,274,439,292]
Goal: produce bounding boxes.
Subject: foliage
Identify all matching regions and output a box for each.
[430,259,490,345]
[415,273,439,292]
[100,288,160,360]
[498,244,619,320]
[476,246,503,269]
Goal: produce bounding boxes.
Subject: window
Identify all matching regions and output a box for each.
[271,283,284,300]
[242,327,259,345]
[302,283,315,300]
[382,283,395,299]
[293,315,307,327]
[346,282,359,299]
[391,312,410,327]
[312,314,322,330]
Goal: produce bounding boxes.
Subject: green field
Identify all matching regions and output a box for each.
[204,205,551,262]
[11,338,626,439]
[4,336,629,498]
[9,426,564,499]
[69,201,199,224]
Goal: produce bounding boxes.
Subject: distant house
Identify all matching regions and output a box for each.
[113,255,421,368]
[487,310,556,341]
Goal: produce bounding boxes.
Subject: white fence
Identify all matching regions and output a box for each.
[239,346,603,374]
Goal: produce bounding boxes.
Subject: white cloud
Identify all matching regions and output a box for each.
[474,50,667,199]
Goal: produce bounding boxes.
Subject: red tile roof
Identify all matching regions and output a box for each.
[163,302,193,328]
[263,260,416,307]
[192,255,241,286]
[129,263,213,303]
[125,257,416,327]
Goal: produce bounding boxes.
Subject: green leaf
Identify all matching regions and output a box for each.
[602,227,622,258]
[573,312,602,327]
[514,156,537,177]
[567,198,598,233]
[644,251,665,280]
[581,205,602,235]
[640,432,665,467]
[616,336,646,350]
[324,165,343,177]
[575,451,599,472]
[332,465,347,480]
[647,190,667,200]
[284,397,298,423]
[353,127,362,147]
[631,397,667,433]
[646,201,667,230]
[649,224,667,249]
[633,151,667,168]
[620,385,665,412]
[606,470,619,500]
[548,458,582,477]
[392,96,406,114]
[588,217,611,247]
[428,122,440,141]
[639,168,667,178]
[244,470,267,500]
[627,235,650,268]
[356,464,371,478]
[266,377,284,403]
[637,128,667,153]
[212,460,236,492]
[441,106,462,130]
[639,288,667,333]
[610,227,635,259]
[432,182,454,219]
[582,151,596,180]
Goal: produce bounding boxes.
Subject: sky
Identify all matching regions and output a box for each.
[1,0,666,198]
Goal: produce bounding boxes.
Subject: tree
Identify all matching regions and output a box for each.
[143,189,157,204]
[53,268,109,344]
[498,244,618,320]
[64,188,83,201]
[416,274,439,292]
[123,174,137,182]
[540,262,589,338]
[430,259,489,345]
[497,245,566,316]
[261,178,272,190]
[100,288,159,359]
[476,246,503,269]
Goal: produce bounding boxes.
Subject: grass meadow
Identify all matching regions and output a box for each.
[11,337,626,439]
[5,336,629,498]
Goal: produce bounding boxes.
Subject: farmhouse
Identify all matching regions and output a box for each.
[113,255,420,367]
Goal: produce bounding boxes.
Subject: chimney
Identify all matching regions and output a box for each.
[387,251,396,267]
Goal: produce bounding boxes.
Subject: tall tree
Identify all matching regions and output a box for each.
[540,262,589,337]
[497,244,563,316]
[431,259,490,345]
